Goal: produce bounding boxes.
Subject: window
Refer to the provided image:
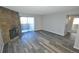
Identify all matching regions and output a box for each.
[20,17,34,33]
[73,18,79,24]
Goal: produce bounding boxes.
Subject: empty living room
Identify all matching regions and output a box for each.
[0,6,79,53]
[1,1,79,59]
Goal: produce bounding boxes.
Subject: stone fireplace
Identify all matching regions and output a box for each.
[0,7,20,44]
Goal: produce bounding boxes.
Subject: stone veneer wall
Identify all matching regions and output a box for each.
[0,7,20,44]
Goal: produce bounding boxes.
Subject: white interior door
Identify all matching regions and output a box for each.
[73,18,79,50]
[74,25,79,50]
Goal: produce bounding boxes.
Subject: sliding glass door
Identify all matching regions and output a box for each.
[20,17,34,33]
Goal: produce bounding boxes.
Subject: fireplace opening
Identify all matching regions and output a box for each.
[9,27,18,39]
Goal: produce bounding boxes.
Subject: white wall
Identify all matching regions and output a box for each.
[43,13,66,36]
[42,8,79,36]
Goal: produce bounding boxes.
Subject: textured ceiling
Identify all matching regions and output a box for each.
[4,6,79,15]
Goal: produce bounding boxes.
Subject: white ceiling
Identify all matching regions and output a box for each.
[4,6,79,15]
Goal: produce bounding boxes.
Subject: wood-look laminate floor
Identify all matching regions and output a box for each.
[3,30,79,53]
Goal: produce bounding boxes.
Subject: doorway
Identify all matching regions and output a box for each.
[65,16,79,40]
[71,18,79,33]
[20,17,35,33]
